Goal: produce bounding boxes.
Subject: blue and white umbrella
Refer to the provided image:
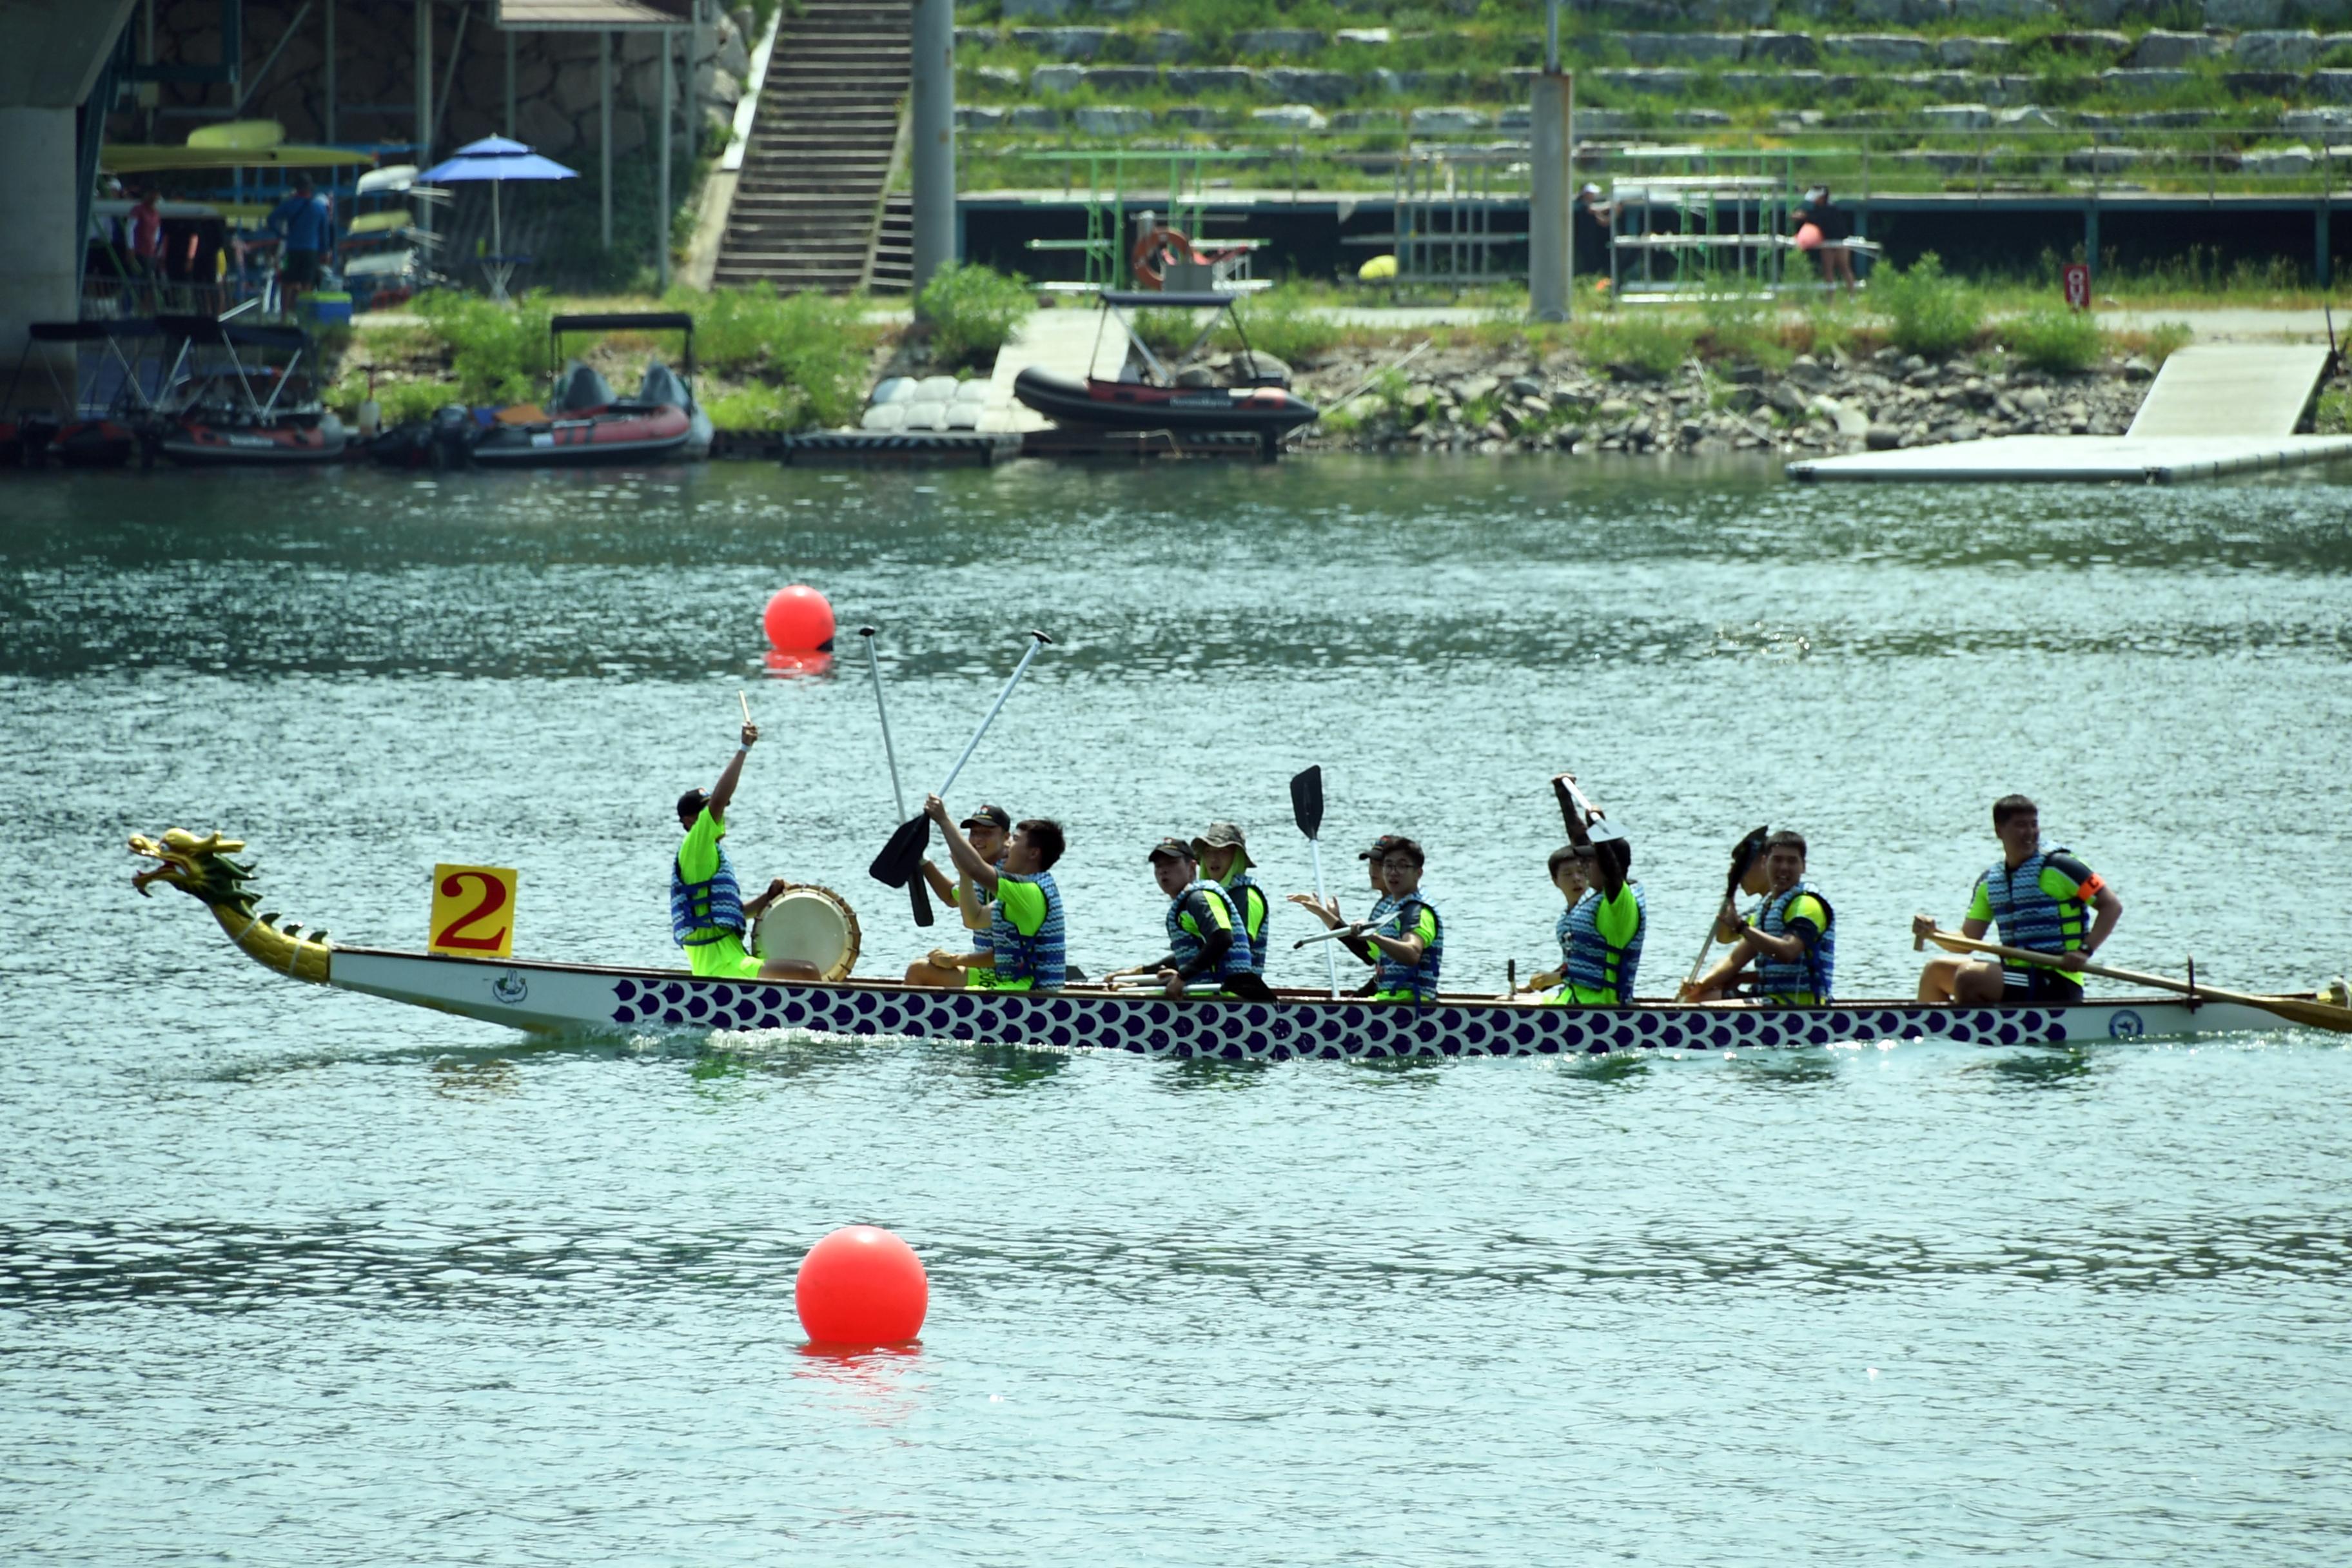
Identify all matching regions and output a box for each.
[419,135,578,299]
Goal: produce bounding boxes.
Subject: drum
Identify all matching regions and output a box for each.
[750,883,861,981]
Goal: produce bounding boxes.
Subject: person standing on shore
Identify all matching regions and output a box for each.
[265,175,334,311]
[1915,796,2121,1005]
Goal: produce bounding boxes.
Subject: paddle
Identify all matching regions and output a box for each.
[1291,765,1341,999]
[1551,772,1602,844]
[868,629,1054,888]
[1913,921,2352,1035]
[1681,825,1772,994]
[858,626,933,928]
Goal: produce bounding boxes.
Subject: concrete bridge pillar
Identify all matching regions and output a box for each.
[0,0,139,406]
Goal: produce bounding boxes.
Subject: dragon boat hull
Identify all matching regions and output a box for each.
[322,947,2281,1058]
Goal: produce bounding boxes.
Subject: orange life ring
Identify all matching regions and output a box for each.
[1130,226,1202,289]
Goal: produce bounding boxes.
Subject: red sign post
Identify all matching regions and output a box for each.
[2062,262,2092,310]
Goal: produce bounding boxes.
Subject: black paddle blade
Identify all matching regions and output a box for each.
[1289,765,1324,840]
[869,814,928,888]
[909,877,936,928]
[1725,825,1772,896]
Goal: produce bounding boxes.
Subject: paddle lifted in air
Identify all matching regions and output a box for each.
[1683,830,1836,1004]
[671,709,822,983]
[925,794,1069,993]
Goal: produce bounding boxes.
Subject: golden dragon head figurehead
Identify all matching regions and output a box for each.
[130,829,329,984]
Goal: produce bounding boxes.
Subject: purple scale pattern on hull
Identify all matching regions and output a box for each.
[603,978,2077,1059]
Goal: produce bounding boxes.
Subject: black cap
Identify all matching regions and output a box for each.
[1147,837,1196,863]
[961,803,1012,832]
[677,788,710,821]
[1357,833,1404,860]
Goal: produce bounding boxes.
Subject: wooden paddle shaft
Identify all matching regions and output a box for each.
[1916,923,2352,1034]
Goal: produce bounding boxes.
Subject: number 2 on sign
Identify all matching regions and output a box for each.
[430,864,518,957]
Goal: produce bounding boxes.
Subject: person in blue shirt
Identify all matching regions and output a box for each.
[266,176,335,308]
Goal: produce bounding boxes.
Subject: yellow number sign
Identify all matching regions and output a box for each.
[429,864,518,958]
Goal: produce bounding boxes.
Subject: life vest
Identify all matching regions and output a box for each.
[1979,847,2090,968]
[1373,895,1444,1001]
[990,870,1066,990]
[670,844,746,947]
[1753,881,1834,1003]
[1224,871,1269,974]
[1169,878,1251,985]
[1560,883,1645,1003]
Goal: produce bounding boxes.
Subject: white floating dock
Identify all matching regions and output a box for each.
[2127,342,2334,438]
[1787,434,2352,484]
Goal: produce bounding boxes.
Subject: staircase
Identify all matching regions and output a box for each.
[867,193,913,294]
[714,0,910,295]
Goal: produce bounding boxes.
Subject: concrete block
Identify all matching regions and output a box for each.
[1001,0,1074,18]
[1997,104,2063,124]
[2239,141,2315,170]
[2064,144,2143,169]
[2204,0,2287,24]
[1233,28,1328,55]
[1072,105,1152,134]
[2126,30,2219,66]
[1408,106,1491,132]
[1259,68,1356,104]
[2101,67,2197,92]
[1950,0,2055,15]
[2235,30,2324,66]
[1938,35,2010,65]
[956,106,1007,130]
[1253,104,1329,130]
[1008,105,1063,129]
[1029,65,1085,94]
[1335,28,1393,45]
[974,65,1023,90]
[1622,32,1743,63]
[1081,66,1160,92]
[1921,101,1994,126]
[1011,27,1111,61]
[1852,0,1954,23]
[1140,30,1194,62]
[1164,67,1257,95]
[1331,109,1401,128]
[2224,70,2306,94]
[1162,105,1228,127]
[1827,34,1935,64]
[1594,68,1696,94]
[2313,68,2352,98]
[1745,30,1823,63]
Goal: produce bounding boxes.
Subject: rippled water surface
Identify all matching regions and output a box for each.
[5,458,2351,1563]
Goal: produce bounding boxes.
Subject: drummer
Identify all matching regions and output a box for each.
[925,794,1067,992]
[1194,820,1271,981]
[1104,839,1274,999]
[905,803,1012,988]
[671,718,822,981]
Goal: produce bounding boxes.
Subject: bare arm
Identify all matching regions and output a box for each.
[919,858,956,900]
[708,721,758,819]
[2074,885,2123,966]
[925,796,1002,892]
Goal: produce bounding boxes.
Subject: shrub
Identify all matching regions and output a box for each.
[1698,294,1790,370]
[416,289,552,403]
[920,262,1035,368]
[1874,253,1984,358]
[677,284,871,427]
[2136,320,2193,367]
[2002,304,2106,371]
[1215,282,1341,366]
[1577,311,1699,378]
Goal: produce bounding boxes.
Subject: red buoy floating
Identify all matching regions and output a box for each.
[795,1224,928,1346]
[763,584,836,654]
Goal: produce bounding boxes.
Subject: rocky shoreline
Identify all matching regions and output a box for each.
[1284,346,2165,458]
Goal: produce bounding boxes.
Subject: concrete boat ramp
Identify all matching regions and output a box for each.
[1790,343,2351,484]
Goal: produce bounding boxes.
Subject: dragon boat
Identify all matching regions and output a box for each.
[133,828,2326,1061]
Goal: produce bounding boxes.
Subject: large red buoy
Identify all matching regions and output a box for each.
[795,1224,928,1346]
[763,584,836,653]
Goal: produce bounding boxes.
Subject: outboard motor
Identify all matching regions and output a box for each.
[428,403,475,468]
[550,361,615,413]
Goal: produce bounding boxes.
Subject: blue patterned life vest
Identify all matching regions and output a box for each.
[1753,881,1834,1004]
[670,843,746,947]
[1224,872,1269,974]
[1980,847,2090,968]
[1170,879,1251,985]
[991,870,1066,990]
[1373,895,1443,1001]
[1561,883,1645,1002]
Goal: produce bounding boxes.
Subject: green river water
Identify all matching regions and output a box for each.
[3,456,2349,1563]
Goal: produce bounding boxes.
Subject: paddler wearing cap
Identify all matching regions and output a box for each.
[1288,833,1402,993]
[1681,830,1834,1004]
[924,794,1068,992]
[1195,820,1271,981]
[1533,819,1643,1005]
[671,718,823,981]
[1342,837,1443,1004]
[905,802,1012,988]
[1104,839,1275,999]
[1913,794,2120,1006]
